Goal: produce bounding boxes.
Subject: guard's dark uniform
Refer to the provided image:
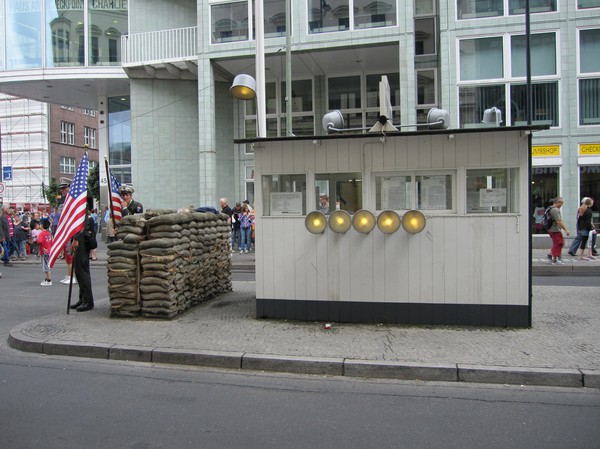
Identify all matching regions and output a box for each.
[72,217,95,311]
[122,199,144,216]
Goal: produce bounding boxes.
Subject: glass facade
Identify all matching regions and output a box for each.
[307,0,396,34]
[2,0,127,70]
[108,95,131,184]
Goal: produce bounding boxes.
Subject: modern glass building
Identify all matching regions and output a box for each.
[0,0,598,230]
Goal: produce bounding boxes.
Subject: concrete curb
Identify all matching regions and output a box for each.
[9,324,599,389]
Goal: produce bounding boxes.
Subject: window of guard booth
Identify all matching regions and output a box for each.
[262,174,307,216]
[375,172,453,212]
[315,172,362,215]
[531,166,559,233]
[580,165,600,225]
[466,168,519,214]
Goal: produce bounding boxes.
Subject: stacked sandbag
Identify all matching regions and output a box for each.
[139,211,232,319]
[107,214,147,317]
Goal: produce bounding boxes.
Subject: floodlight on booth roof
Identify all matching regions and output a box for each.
[402,210,427,234]
[352,210,376,234]
[377,210,401,234]
[230,74,257,100]
[305,211,327,234]
[329,210,352,234]
[482,107,502,126]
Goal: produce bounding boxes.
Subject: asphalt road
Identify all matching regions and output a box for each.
[0,261,599,449]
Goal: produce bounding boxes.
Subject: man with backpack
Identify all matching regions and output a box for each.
[545,197,571,264]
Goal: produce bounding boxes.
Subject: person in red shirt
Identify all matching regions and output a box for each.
[38,220,54,286]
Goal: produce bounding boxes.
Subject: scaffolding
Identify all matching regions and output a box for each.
[0,93,50,209]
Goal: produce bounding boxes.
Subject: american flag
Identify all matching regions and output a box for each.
[108,169,122,222]
[48,153,89,268]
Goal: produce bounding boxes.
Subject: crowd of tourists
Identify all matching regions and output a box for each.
[219,198,255,253]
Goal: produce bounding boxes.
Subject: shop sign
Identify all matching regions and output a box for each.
[579,143,600,156]
[532,145,560,157]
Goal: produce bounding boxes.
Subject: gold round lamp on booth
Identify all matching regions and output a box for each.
[352,210,376,234]
[402,210,427,234]
[377,210,401,234]
[329,210,352,234]
[305,211,327,234]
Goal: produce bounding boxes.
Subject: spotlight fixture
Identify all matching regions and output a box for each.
[482,107,502,126]
[305,211,327,234]
[322,110,344,133]
[230,74,257,100]
[377,210,401,234]
[352,210,376,234]
[329,210,352,234]
[402,210,427,234]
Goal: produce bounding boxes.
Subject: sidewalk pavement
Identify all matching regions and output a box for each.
[7,242,600,389]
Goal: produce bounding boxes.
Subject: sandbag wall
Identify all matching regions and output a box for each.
[107,211,232,319]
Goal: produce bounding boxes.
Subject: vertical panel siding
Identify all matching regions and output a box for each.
[256,132,530,309]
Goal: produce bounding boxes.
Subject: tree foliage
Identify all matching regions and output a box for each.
[88,164,100,203]
[43,177,60,208]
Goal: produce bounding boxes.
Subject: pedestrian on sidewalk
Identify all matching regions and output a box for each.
[38,220,54,286]
[13,215,30,260]
[546,197,570,265]
[0,205,14,267]
[567,197,595,260]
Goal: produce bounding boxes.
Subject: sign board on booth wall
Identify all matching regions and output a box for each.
[270,192,303,215]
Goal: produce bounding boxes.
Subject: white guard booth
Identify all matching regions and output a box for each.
[239,126,545,327]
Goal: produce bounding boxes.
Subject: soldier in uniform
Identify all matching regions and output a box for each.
[119,185,144,216]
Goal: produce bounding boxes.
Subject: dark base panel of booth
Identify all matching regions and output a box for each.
[256,299,530,328]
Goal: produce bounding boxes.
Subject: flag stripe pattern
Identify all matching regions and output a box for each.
[48,153,89,268]
[109,170,122,222]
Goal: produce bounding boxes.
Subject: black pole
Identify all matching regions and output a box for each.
[525,0,533,327]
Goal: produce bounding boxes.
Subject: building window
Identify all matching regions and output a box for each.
[84,127,97,148]
[415,18,436,55]
[315,172,362,214]
[308,0,396,34]
[83,109,97,117]
[261,174,307,216]
[532,166,559,233]
[457,0,503,19]
[416,69,438,124]
[415,0,435,16]
[459,85,506,127]
[211,1,250,43]
[245,79,315,137]
[60,157,76,174]
[579,29,600,126]
[459,37,503,81]
[245,165,255,204]
[511,82,558,126]
[578,0,600,8]
[375,172,454,212]
[61,121,75,145]
[466,168,519,214]
[459,33,559,127]
[509,0,556,15]
[580,165,600,224]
